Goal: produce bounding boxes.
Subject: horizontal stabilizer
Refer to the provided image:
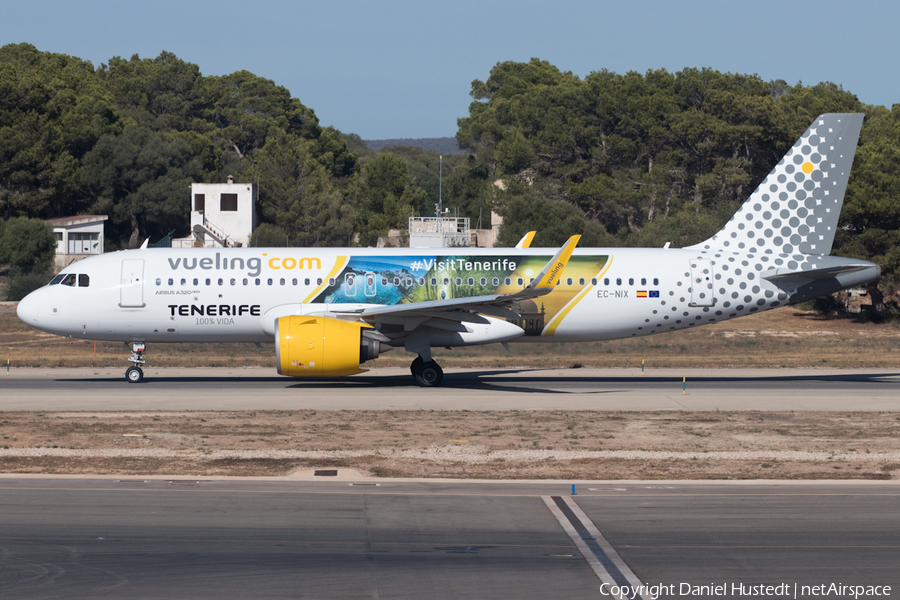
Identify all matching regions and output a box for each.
[762,264,876,284]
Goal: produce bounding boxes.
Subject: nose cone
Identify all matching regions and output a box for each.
[16,291,40,327]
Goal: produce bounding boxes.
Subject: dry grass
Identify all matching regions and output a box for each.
[1,410,899,480]
[3,304,900,369]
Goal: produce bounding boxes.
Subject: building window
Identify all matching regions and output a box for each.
[68,232,100,254]
[220,193,238,211]
[194,194,205,212]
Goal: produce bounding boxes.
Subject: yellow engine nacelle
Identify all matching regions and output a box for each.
[275,315,380,377]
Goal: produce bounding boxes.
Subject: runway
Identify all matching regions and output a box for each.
[0,478,897,599]
[2,367,900,411]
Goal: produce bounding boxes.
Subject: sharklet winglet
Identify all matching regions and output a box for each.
[515,231,537,249]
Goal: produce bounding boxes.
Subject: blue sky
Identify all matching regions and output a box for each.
[3,0,897,139]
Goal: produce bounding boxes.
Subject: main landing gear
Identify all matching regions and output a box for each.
[125,341,146,383]
[410,355,443,387]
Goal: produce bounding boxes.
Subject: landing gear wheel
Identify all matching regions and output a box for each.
[412,360,443,387]
[125,366,144,383]
[410,356,423,378]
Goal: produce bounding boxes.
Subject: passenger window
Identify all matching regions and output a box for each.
[50,274,65,285]
[468,278,474,286]
[218,278,224,286]
[628,278,634,285]
[304,278,310,286]
[168,278,174,286]
[406,277,413,286]
[292,278,297,286]
[616,278,622,285]
[641,278,646,285]
[61,274,76,286]
[517,278,523,286]
[443,278,450,285]
[243,279,248,286]
[279,278,285,286]
[255,278,261,286]
[653,278,659,285]
[579,278,585,286]
[180,278,186,285]
[329,278,335,286]
[604,278,609,285]
[78,274,90,287]
[393,277,400,286]
[566,278,573,286]
[154,278,161,286]
[591,278,597,285]
[382,277,388,286]
[455,278,461,285]
[316,278,323,285]
[267,279,273,286]
[492,277,499,286]
[504,278,511,285]
[231,279,236,286]
[417,277,425,286]
[205,278,211,286]
[193,278,198,286]
[430,277,437,285]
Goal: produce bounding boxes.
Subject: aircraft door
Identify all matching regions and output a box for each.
[689,258,714,307]
[120,259,146,308]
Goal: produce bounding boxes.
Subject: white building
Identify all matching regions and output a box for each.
[174,176,258,247]
[46,215,108,270]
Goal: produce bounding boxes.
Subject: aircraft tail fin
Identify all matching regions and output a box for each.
[689,113,864,256]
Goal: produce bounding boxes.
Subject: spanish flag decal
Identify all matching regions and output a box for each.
[636,290,648,298]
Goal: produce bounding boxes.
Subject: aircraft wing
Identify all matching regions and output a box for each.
[330,235,581,322]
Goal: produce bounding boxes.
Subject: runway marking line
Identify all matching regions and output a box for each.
[1,485,899,499]
[544,495,648,599]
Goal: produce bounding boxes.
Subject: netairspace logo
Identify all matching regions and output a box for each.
[599,582,892,599]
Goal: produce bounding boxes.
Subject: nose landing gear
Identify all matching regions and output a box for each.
[125,342,146,383]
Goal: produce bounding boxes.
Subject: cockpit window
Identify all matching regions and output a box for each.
[49,274,65,285]
[78,274,90,287]
[60,274,77,287]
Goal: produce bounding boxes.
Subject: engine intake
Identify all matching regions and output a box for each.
[275,315,388,377]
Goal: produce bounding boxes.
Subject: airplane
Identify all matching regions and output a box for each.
[16,113,880,386]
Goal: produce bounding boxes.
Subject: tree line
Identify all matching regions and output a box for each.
[1,46,898,313]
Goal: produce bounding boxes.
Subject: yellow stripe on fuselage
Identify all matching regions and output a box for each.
[302,256,349,303]
[543,255,615,336]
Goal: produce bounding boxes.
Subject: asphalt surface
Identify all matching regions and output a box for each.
[2,367,900,411]
[0,478,896,599]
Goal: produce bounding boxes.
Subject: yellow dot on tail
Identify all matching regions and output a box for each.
[802,162,814,174]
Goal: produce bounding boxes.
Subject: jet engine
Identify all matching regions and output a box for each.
[275,315,389,377]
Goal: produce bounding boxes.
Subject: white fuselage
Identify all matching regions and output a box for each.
[16,245,878,346]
